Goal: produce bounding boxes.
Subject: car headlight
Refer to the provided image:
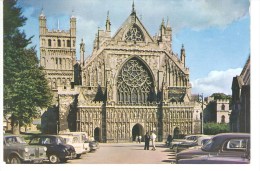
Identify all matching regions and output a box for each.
[43,147,47,152]
[24,147,29,153]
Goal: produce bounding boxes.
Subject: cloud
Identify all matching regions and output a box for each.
[191,68,242,97]
[18,0,249,57]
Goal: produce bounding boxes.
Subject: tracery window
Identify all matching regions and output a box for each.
[117,58,154,104]
[125,25,144,42]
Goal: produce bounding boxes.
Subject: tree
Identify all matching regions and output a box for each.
[210,93,231,100]
[4,0,52,134]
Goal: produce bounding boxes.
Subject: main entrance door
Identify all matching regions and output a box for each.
[132,123,144,141]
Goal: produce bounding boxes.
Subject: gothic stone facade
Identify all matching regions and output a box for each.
[40,6,199,142]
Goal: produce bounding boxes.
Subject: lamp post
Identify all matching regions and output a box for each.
[56,120,59,135]
[198,93,204,134]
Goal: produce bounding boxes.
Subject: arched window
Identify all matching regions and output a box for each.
[221,104,225,110]
[48,39,52,47]
[125,24,144,42]
[117,57,154,104]
[221,115,225,123]
[58,39,61,47]
[67,40,71,47]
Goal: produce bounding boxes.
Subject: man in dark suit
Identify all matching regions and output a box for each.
[144,132,150,150]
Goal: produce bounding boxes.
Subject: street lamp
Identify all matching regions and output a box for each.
[56,120,59,135]
[198,93,204,134]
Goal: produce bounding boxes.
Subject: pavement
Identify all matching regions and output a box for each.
[67,142,176,164]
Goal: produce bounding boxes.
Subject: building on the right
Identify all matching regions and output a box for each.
[230,56,250,133]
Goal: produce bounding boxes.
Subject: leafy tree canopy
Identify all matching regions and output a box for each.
[4,0,52,134]
[210,93,231,100]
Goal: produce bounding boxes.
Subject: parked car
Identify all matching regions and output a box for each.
[178,139,250,164]
[170,134,207,149]
[174,136,212,152]
[178,154,250,164]
[87,140,100,152]
[59,134,89,158]
[176,133,250,163]
[4,135,48,164]
[29,135,76,163]
[59,132,90,152]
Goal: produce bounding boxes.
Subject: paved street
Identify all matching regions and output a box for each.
[66,142,176,164]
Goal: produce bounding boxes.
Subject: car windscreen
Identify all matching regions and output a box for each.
[57,137,66,144]
[6,136,27,144]
[201,138,214,151]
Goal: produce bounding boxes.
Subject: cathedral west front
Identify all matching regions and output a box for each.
[39,3,201,142]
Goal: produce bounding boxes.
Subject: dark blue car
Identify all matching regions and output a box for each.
[29,135,76,163]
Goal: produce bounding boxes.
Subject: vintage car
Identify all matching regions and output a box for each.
[177,155,250,164]
[29,135,76,163]
[59,132,90,152]
[170,134,207,149]
[174,136,212,152]
[176,133,250,163]
[88,140,100,151]
[4,135,48,164]
[59,134,89,158]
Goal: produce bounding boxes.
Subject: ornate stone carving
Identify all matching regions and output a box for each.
[125,25,144,42]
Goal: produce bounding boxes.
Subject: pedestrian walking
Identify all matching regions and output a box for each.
[138,135,141,143]
[144,132,150,150]
[150,131,157,150]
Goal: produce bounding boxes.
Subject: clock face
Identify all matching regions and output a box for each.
[125,25,144,42]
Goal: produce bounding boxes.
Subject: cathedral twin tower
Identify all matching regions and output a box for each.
[39,4,201,142]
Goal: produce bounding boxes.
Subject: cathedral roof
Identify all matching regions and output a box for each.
[112,6,154,43]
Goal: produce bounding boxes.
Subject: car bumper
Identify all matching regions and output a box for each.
[65,152,76,159]
[23,156,48,163]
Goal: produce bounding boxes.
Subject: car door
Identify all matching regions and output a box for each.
[219,138,249,157]
[41,137,57,156]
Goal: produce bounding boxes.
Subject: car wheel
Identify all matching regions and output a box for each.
[49,154,60,164]
[76,154,81,159]
[9,155,21,164]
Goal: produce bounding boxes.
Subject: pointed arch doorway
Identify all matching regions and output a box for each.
[94,127,101,142]
[173,127,180,139]
[132,123,144,141]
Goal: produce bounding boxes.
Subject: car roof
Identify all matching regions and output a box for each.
[31,134,61,138]
[213,133,250,139]
[4,134,21,138]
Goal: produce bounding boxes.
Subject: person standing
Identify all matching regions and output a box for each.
[144,132,150,150]
[151,131,157,150]
[166,134,173,147]
[138,135,141,143]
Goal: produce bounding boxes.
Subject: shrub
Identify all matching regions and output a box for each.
[204,122,229,135]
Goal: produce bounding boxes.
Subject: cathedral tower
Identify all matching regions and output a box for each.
[39,11,77,92]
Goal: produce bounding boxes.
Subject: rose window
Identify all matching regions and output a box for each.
[125,25,144,42]
[117,58,154,103]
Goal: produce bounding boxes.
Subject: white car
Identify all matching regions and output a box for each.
[60,132,90,149]
[59,135,89,159]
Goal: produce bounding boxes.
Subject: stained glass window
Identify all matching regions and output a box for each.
[117,58,153,103]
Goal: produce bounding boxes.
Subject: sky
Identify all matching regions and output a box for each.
[17,0,250,97]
